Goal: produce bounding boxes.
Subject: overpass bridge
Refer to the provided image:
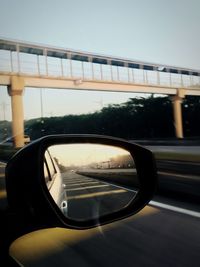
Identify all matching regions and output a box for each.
[0,38,200,147]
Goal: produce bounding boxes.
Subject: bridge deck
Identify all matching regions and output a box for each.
[0,38,200,95]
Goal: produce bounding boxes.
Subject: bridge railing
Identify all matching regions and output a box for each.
[0,46,200,89]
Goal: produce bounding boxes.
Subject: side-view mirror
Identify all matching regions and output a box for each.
[6,135,157,229]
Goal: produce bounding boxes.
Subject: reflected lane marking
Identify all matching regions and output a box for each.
[150,201,200,218]
[67,189,127,200]
[63,179,98,184]
[65,180,99,183]
[66,184,109,191]
[65,181,100,187]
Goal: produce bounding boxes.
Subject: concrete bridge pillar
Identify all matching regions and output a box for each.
[172,89,185,139]
[8,76,25,148]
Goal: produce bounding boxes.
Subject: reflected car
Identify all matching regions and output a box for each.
[44,150,68,215]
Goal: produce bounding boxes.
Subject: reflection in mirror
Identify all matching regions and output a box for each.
[44,144,139,221]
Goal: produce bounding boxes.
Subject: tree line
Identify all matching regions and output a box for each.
[24,95,200,140]
[1,95,200,141]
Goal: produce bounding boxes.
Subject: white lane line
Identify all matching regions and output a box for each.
[158,171,200,180]
[67,189,127,200]
[65,181,100,187]
[150,200,200,218]
[63,180,95,185]
[63,179,94,183]
[66,184,109,191]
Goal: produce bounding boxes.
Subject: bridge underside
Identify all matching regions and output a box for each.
[1,74,200,95]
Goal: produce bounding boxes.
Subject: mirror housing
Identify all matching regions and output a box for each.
[6,135,157,229]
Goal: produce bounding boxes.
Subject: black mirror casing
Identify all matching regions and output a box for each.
[6,135,157,230]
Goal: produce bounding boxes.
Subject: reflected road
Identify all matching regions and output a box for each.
[62,171,136,220]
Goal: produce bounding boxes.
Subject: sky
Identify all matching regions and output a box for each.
[49,144,130,166]
[0,0,200,120]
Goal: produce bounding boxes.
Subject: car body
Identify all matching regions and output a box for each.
[44,149,68,216]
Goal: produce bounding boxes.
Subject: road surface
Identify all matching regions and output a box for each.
[10,195,200,267]
[1,162,200,266]
[147,145,200,154]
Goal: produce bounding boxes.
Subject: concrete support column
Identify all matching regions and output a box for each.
[171,89,185,139]
[8,76,25,148]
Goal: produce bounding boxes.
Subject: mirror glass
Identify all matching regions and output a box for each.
[44,144,139,221]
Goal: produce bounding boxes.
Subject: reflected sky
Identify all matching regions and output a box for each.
[48,144,131,167]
